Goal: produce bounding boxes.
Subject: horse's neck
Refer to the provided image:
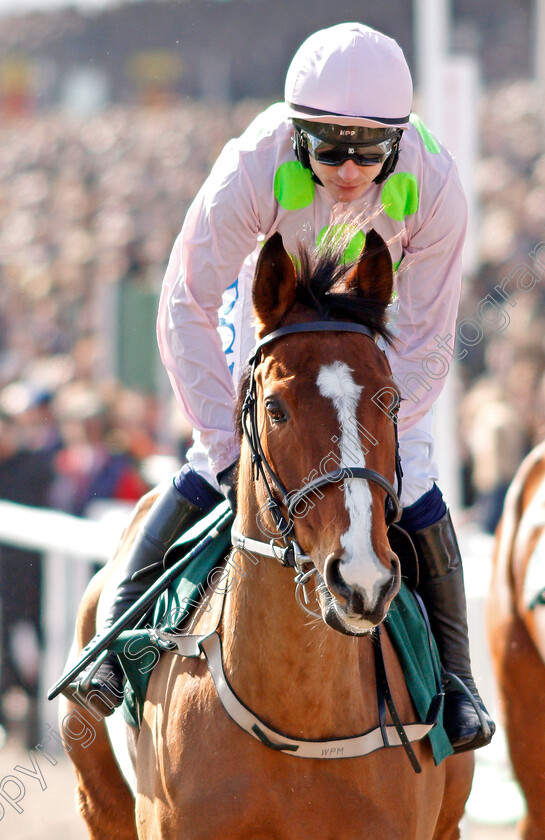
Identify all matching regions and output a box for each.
[220,497,378,738]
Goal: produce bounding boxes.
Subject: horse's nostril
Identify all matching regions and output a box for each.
[324,555,369,615]
[323,554,352,606]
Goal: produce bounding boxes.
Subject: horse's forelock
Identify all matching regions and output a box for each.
[235,233,394,433]
[292,238,394,345]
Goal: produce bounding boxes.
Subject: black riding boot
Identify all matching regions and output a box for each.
[412,510,495,753]
[68,481,210,717]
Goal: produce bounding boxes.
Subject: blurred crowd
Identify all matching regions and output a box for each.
[459,80,545,532]
[0,80,544,740]
[0,98,264,505]
[0,98,262,743]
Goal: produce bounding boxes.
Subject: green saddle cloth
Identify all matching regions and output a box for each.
[111,507,452,765]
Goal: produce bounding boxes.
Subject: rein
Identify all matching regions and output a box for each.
[236,320,402,580]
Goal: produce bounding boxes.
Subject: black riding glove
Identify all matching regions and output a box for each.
[216,460,239,513]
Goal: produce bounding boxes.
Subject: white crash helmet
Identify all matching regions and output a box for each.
[285,22,413,129]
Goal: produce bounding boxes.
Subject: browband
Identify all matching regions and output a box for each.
[249,321,377,365]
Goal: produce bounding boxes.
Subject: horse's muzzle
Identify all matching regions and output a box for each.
[322,551,400,632]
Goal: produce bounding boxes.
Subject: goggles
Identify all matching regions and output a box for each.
[301,130,397,167]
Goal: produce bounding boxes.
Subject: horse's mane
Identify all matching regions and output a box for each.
[235,235,395,441]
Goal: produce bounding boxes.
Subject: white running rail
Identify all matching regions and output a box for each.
[0,499,132,741]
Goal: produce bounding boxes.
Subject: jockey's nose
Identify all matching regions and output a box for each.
[336,159,361,182]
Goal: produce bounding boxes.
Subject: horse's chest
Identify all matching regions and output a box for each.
[140,668,433,840]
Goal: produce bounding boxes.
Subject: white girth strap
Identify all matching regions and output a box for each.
[152,626,435,759]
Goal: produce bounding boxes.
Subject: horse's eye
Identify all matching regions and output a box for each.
[388,395,401,419]
[265,398,287,423]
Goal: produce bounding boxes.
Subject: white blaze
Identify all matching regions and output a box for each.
[317,361,389,599]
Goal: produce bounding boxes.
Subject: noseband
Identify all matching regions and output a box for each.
[235,321,402,573]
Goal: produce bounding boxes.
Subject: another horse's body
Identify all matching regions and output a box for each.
[61,231,473,839]
[487,440,545,840]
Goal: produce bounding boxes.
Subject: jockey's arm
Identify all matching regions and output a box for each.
[157,140,262,478]
[386,156,468,438]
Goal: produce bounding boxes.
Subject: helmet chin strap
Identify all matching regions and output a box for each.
[292,128,402,187]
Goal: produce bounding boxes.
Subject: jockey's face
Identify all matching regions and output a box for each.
[310,157,382,204]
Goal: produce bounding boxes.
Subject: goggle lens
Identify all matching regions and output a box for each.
[303,133,395,167]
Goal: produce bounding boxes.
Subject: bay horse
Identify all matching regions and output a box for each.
[487,439,545,840]
[58,230,473,839]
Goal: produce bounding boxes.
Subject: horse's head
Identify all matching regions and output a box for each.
[238,229,401,635]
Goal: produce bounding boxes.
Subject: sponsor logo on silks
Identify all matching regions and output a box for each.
[218,278,239,376]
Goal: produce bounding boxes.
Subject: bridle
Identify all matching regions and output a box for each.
[232,320,403,591]
[163,321,437,772]
[161,321,438,772]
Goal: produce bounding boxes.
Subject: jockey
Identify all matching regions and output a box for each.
[72,22,495,753]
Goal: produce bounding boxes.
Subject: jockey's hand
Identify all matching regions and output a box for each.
[216,460,239,513]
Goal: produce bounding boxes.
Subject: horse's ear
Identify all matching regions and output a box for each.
[346,229,393,308]
[252,233,297,334]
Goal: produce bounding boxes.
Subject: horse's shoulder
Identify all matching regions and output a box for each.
[496,443,545,544]
[492,442,545,607]
[379,627,415,714]
[186,583,226,638]
[75,565,110,649]
[515,441,545,510]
